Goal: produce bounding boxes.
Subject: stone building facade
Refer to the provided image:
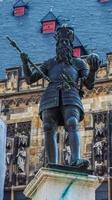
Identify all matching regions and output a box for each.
[0,53,112,199]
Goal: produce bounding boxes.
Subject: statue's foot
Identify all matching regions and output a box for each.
[71,159,90,169]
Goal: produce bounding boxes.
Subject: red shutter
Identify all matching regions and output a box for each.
[42,21,56,33]
[14,7,25,16]
[73,48,81,57]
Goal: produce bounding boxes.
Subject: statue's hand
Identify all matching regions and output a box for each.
[86,53,101,72]
[20,52,28,64]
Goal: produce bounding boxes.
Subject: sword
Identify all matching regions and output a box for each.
[6,36,50,82]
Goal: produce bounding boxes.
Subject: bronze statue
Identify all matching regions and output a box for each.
[8,26,100,168]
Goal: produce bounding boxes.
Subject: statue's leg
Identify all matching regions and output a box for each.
[63,106,80,164]
[42,109,58,164]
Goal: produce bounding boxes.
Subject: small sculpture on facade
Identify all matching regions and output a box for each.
[7,71,18,91]
[93,140,104,162]
[6,137,12,149]
[63,131,71,165]
[63,145,71,165]
[16,146,26,172]
[19,25,100,168]
[18,133,29,147]
[6,152,12,165]
[95,121,105,138]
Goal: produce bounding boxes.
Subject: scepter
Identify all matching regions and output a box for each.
[6,36,50,82]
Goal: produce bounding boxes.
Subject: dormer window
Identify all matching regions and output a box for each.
[73,35,87,57]
[41,11,58,33]
[14,6,25,16]
[42,21,56,33]
[13,0,28,16]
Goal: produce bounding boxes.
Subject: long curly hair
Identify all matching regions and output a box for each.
[55,26,74,65]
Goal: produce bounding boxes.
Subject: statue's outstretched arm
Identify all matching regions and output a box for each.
[84,53,100,90]
[20,53,48,85]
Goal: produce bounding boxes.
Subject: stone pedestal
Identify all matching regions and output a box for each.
[24,167,100,200]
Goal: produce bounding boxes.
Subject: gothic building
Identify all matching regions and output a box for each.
[0,0,112,199]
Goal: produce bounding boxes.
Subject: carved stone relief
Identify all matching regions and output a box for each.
[1,93,42,108]
[5,121,31,186]
[84,84,112,98]
[63,131,71,165]
[6,70,19,91]
[93,112,108,176]
[96,67,107,79]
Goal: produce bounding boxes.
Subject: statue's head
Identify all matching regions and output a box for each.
[55,25,74,65]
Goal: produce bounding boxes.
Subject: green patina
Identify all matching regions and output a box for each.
[43,167,89,177]
[60,180,74,200]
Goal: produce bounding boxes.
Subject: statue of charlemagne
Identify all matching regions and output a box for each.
[20,25,100,168]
